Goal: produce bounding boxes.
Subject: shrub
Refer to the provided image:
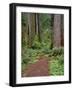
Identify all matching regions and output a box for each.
[49,47,64,56]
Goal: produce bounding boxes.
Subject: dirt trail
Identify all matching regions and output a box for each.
[22,56,50,77]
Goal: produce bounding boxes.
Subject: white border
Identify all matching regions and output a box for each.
[16,6,69,84]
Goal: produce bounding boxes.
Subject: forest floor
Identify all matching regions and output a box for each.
[22,56,50,77]
[22,47,64,77]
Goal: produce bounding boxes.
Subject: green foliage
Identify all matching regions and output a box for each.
[49,48,64,75]
[31,35,42,49]
[49,47,64,56]
[50,55,64,75]
[39,14,53,31]
[22,13,27,26]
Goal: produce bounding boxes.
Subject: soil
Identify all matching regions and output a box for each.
[22,56,50,77]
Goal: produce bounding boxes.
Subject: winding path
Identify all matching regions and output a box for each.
[22,56,50,77]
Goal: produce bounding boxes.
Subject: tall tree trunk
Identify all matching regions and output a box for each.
[27,13,36,47]
[35,13,41,42]
[27,13,32,47]
[22,13,28,47]
[50,14,54,49]
[61,15,64,46]
[53,14,62,48]
[31,13,36,43]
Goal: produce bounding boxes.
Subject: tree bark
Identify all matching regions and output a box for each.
[53,14,62,48]
[61,15,64,46]
[31,13,36,43]
[22,13,28,47]
[27,13,32,47]
[27,13,36,47]
[35,13,41,42]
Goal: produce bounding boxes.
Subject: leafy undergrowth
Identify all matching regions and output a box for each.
[49,55,64,75]
[22,47,64,76]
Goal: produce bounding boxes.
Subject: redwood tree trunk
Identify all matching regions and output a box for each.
[53,14,62,48]
[61,15,64,46]
[35,13,41,42]
[27,13,36,47]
